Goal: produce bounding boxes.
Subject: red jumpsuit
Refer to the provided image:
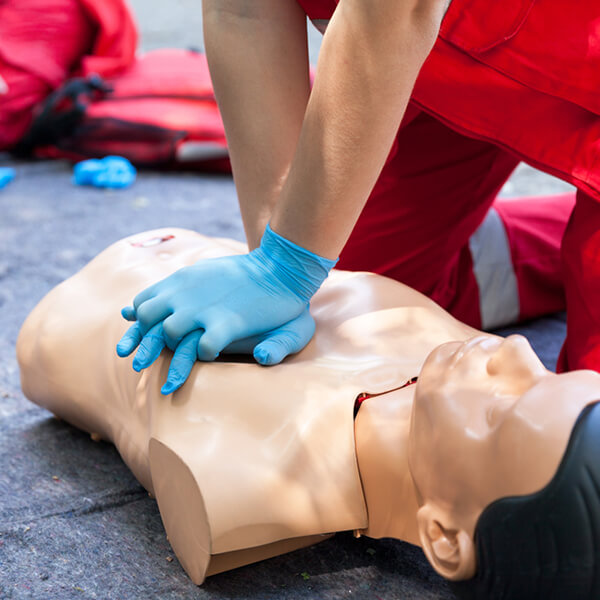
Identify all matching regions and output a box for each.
[297,0,600,372]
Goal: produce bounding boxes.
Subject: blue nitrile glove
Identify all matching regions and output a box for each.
[73,156,136,189]
[0,167,15,189]
[118,306,315,394]
[117,224,337,386]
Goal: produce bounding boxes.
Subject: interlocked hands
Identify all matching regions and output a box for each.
[116,225,337,394]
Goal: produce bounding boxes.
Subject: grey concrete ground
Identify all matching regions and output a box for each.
[0,2,574,599]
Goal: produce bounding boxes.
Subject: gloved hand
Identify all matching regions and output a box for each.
[117,306,315,394]
[116,224,337,387]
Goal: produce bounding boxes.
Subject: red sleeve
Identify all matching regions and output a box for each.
[295,0,337,19]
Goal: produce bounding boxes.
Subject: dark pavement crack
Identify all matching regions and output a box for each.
[1,488,149,528]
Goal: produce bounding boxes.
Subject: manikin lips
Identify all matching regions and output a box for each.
[353,376,419,418]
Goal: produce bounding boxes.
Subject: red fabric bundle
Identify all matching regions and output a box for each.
[29,49,230,172]
[0,0,137,151]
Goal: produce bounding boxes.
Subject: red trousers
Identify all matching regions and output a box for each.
[337,105,599,372]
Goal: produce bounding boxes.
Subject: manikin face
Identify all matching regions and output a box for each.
[408,334,600,581]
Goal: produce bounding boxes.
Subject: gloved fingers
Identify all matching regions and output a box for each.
[196,321,237,362]
[162,309,202,342]
[223,334,264,355]
[163,330,183,352]
[121,306,137,321]
[116,321,144,357]
[132,283,161,312]
[132,322,166,371]
[161,329,203,395]
[135,296,172,330]
[254,308,315,365]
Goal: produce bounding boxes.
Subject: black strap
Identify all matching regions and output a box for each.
[14,74,112,156]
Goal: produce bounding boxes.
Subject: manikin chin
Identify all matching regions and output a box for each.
[17,229,600,599]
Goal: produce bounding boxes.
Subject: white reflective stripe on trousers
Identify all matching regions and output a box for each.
[469,207,520,330]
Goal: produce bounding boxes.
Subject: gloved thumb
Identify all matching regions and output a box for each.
[253,308,315,366]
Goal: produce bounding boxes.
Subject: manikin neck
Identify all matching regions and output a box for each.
[354,383,422,546]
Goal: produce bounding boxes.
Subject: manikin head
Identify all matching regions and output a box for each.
[408,335,600,598]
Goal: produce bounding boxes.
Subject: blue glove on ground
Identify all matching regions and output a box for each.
[73,156,136,189]
[0,167,15,189]
[117,224,337,392]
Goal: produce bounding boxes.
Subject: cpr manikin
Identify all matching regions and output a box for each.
[17,230,600,598]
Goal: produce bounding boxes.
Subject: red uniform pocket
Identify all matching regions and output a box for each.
[439,0,600,116]
[440,0,536,53]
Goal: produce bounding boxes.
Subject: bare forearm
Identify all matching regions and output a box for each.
[271,0,446,259]
[203,0,310,249]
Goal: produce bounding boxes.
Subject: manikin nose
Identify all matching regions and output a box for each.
[486,335,544,378]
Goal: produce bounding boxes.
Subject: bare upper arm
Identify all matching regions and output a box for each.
[326,0,447,58]
[203,0,307,28]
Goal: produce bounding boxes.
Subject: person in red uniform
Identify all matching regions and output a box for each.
[118,0,600,391]
[293,0,600,375]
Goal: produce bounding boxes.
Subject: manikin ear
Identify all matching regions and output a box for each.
[416,504,477,581]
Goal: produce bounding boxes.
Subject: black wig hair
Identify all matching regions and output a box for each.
[451,401,600,600]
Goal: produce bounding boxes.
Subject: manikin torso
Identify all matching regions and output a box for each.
[17,229,475,581]
[17,229,600,585]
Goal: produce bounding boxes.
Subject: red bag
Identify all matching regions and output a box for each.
[20,49,230,172]
[0,0,137,150]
